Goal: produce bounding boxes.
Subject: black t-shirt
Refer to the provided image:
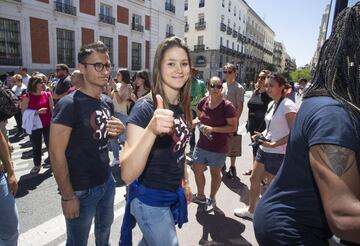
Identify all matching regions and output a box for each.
[52,90,114,190]
[127,97,190,192]
[254,96,360,245]
[247,90,272,133]
[54,75,71,104]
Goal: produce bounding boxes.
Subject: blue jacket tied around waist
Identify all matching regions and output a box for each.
[119,180,188,246]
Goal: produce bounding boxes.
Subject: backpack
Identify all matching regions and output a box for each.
[0,82,20,121]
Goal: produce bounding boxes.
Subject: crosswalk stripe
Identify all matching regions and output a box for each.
[18,187,127,246]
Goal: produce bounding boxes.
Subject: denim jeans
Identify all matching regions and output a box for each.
[29,127,50,166]
[65,175,116,246]
[130,197,179,246]
[0,172,19,246]
[110,112,128,159]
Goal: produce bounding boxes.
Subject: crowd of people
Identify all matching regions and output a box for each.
[0,3,359,245]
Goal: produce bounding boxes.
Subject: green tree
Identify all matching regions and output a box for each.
[289,68,311,82]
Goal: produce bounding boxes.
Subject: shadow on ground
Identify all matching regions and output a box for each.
[16,168,53,198]
[196,206,251,246]
[221,172,250,205]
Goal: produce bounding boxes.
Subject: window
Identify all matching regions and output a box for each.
[185,0,188,10]
[131,42,141,71]
[237,44,239,51]
[222,0,225,7]
[227,19,230,26]
[100,3,112,16]
[197,36,204,45]
[198,13,205,23]
[220,37,223,45]
[226,39,229,48]
[166,24,174,37]
[228,1,231,12]
[0,18,22,66]
[234,6,236,16]
[221,15,224,23]
[132,14,143,32]
[184,37,187,44]
[56,28,75,67]
[100,36,113,64]
[239,10,241,20]
[232,42,234,50]
[199,0,205,8]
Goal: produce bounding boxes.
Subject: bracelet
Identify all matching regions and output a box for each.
[183,179,189,186]
[61,195,76,202]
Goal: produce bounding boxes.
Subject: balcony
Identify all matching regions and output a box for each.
[99,14,115,25]
[184,23,189,32]
[54,1,76,16]
[195,22,206,31]
[227,27,232,35]
[220,23,226,32]
[232,31,238,38]
[166,32,175,38]
[165,2,175,13]
[194,44,205,51]
[132,23,144,32]
[0,57,22,66]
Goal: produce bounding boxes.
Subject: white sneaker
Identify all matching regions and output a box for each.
[110,158,119,167]
[234,207,254,220]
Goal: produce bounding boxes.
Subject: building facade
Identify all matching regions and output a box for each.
[184,0,275,86]
[184,0,248,82]
[273,41,286,72]
[0,0,185,74]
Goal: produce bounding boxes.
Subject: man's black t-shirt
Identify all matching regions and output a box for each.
[52,90,114,190]
[127,97,191,192]
[247,90,272,133]
[54,75,71,105]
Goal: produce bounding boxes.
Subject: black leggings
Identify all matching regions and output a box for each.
[30,127,50,166]
[14,111,23,132]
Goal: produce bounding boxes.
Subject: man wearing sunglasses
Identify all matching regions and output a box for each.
[221,63,245,178]
[52,64,72,105]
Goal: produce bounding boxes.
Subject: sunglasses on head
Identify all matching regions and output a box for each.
[224,70,233,74]
[209,83,223,89]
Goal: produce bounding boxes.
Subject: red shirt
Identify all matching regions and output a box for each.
[27,91,52,128]
[197,96,236,153]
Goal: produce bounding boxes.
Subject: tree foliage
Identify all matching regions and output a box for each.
[289,68,311,82]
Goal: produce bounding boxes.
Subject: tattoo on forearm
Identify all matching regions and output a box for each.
[318,145,354,177]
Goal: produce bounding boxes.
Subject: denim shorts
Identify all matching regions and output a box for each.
[192,147,226,168]
[255,148,285,175]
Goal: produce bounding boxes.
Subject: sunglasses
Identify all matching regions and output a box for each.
[224,71,234,74]
[258,76,266,80]
[209,83,223,89]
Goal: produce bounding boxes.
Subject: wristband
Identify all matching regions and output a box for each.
[61,195,76,202]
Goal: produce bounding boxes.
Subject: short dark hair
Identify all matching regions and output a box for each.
[27,76,43,94]
[78,41,109,64]
[117,68,131,84]
[20,67,28,72]
[56,64,69,74]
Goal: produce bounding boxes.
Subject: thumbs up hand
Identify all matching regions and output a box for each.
[149,94,174,135]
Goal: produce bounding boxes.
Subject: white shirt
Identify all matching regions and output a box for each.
[260,97,297,154]
[22,74,30,87]
[12,84,27,96]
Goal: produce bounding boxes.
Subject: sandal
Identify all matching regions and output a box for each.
[192,194,207,205]
[242,169,252,175]
[30,166,41,174]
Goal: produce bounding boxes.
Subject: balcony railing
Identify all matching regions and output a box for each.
[232,31,238,38]
[132,23,144,32]
[99,14,115,25]
[166,32,175,38]
[54,1,76,16]
[194,44,205,51]
[184,23,189,32]
[220,23,226,32]
[227,27,232,35]
[195,22,206,31]
[165,2,175,13]
[0,57,22,66]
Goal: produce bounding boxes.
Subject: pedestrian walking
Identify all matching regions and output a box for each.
[50,41,125,246]
[120,36,193,246]
[221,63,245,178]
[52,64,71,105]
[0,131,19,246]
[191,76,237,212]
[234,73,297,219]
[253,3,360,244]
[21,75,54,173]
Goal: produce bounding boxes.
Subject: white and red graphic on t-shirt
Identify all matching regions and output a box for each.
[90,108,111,141]
[171,115,190,165]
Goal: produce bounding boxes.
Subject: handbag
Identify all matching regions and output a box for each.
[227,134,242,157]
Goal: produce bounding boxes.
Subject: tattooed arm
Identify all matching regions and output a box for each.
[309,144,360,243]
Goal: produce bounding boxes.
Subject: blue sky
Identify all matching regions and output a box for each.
[246,0,331,67]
